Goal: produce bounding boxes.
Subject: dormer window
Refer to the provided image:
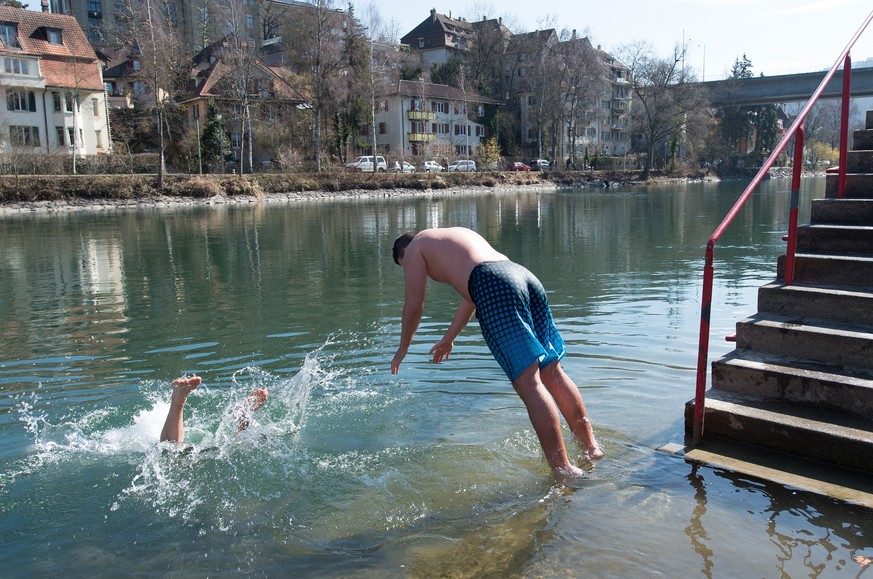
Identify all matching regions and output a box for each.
[0,22,21,49]
[131,58,141,71]
[46,27,63,45]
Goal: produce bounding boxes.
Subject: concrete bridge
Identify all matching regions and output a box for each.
[702,66,873,107]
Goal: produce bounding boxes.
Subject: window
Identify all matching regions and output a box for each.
[246,14,254,29]
[6,90,36,112]
[0,23,21,49]
[603,100,611,110]
[431,101,448,114]
[378,122,386,134]
[63,93,76,112]
[53,92,62,111]
[86,0,101,14]
[131,58,141,71]
[478,105,484,117]
[4,57,30,75]
[9,126,40,147]
[87,19,102,43]
[95,129,102,148]
[56,126,66,146]
[67,127,75,145]
[453,103,465,115]
[231,132,242,148]
[475,125,484,137]
[46,28,63,45]
[527,95,535,106]
[418,38,424,48]
[92,98,100,116]
[454,124,470,136]
[378,100,388,112]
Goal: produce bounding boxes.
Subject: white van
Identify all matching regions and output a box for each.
[345,156,387,172]
[447,160,476,172]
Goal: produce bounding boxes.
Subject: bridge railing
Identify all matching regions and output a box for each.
[692,10,873,444]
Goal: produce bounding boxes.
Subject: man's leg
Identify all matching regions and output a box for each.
[159,376,201,443]
[512,362,584,478]
[540,361,604,460]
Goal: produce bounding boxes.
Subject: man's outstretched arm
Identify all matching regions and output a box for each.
[430,299,475,363]
[391,252,428,374]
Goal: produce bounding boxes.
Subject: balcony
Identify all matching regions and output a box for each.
[408,110,436,121]
[408,132,435,142]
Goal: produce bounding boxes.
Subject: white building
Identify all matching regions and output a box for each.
[1,5,109,156]
[374,79,498,160]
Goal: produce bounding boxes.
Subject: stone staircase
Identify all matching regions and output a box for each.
[684,110,873,479]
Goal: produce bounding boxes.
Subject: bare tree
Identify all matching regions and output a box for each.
[617,40,708,178]
[281,0,348,171]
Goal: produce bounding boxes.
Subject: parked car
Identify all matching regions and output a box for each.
[447,160,476,172]
[506,161,531,171]
[529,159,550,171]
[345,155,387,172]
[419,160,444,173]
[393,160,416,173]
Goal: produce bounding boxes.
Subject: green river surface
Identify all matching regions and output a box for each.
[2,177,872,577]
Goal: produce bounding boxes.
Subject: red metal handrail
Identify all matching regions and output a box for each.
[692,10,873,444]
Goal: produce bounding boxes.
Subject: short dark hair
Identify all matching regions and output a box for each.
[392,231,416,265]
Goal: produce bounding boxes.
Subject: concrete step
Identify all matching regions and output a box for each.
[795,224,873,254]
[711,349,873,419]
[854,128,873,151]
[810,198,873,225]
[735,313,873,370]
[826,173,873,198]
[758,281,873,326]
[684,390,873,474]
[777,252,873,288]
[666,438,873,509]
[845,150,873,173]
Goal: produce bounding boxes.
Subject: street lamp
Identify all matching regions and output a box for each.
[217,113,224,174]
[195,115,202,175]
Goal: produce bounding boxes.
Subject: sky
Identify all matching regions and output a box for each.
[373,0,873,80]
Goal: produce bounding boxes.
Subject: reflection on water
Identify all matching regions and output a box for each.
[3,178,872,577]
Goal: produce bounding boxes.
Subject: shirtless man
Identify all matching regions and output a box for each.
[390,227,603,479]
[159,375,268,443]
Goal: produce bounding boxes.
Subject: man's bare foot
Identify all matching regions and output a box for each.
[585,446,605,462]
[234,389,268,432]
[554,464,587,483]
[171,376,201,404]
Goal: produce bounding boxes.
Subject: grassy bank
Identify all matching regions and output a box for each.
[0,170,644,204]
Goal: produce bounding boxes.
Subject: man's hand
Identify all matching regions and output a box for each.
[391,349,406,374]
[429,338,454,364]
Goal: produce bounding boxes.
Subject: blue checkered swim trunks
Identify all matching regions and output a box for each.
[467,260,566,382]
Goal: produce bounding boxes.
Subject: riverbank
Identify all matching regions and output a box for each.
[0,169,723,214]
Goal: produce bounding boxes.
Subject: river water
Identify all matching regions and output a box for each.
[1,178,871,577]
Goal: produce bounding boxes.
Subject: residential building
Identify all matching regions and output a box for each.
[176,34,306,167]
[400,9,474,72]
[1,5,109,155]
[373,79,498,159]
[400,9,632,161]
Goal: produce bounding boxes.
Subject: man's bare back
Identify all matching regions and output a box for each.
[404,227,507,299]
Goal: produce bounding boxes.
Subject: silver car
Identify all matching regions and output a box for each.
[420,160,444,173]
[447,160,476,172]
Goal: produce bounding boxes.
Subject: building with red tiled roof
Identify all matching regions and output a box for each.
[1,5,109,155]
[176,34,307,169]
[373,79,498,160]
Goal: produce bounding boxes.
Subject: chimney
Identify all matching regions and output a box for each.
[431,8,436,22]
[572,29,577,41]
[41,0,50,12]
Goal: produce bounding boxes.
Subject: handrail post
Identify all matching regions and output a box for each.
[838,53,852,199]
[786,124,804,284]
[693,243,715,444]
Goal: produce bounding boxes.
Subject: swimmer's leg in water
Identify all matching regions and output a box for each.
[233,389,268,433]
[160,376,202,444]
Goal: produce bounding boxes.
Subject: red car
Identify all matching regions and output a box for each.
[506,162,531,171]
